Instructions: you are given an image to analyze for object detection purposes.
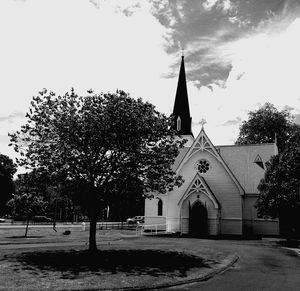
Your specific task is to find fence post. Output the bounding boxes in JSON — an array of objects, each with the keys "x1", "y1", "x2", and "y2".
[{"x1": 81, "y1": 222, "x2": 86, "y2": 231}]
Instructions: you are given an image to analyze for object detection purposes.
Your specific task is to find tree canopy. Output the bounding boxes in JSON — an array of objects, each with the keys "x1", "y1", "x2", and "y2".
[
  {"x1": 0, "y1": 154, "x2": 17, "y2": 216},
  {"x1": 235, "y1": 103, "x2": 295, "y2": 152},
  {"x1": 9, "y1": 88, "x2": 184, "y2": 250}
]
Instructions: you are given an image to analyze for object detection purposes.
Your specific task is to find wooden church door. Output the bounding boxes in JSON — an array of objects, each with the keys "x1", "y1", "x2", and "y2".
[{"x1": 189, "y1": 201, "x2": 208, "y2": 237}]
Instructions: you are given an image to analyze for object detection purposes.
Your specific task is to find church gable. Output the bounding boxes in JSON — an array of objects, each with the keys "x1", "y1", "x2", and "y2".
[
  {"x1": 189, "y1": 131, "x2": 219, "y2": 160},
  {"x1": 176, "y1": 128, "x2": 244, "y2": 195},
  {"x1": 178, "y1": 173, "x2": 220, "y2": 209}
]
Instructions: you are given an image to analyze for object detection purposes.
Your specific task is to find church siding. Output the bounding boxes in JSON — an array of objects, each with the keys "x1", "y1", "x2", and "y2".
[
  {"x1": 243, "y1": 195, "x2": 258, "y2": 220},
  {"x1": 144, "y1": 143, "x2": 277, "y2": 236},
  {"x1": 203, "y1": 155, "x2": 242, "y2": 234},
  {"x1": 144, "y1": 196, "x2": 167, "y2": 226},
  {"x1": 218, "y1": 144, "x2": 277, "y2": 193},
  {"x1": 253, "y1": 219, "x2": 279, "y2": 235},
  {"x1": 181, "y1": 151, "x2": 241, "y2": 209},
  {"x1": 175, "y1": 149, "x2": 243, "y2": 235},
  {"x1": 166, "y1": 188, "x2": 185, "y2": 232},
  {"x1": 220, "y1": 218, "x2": 243, "y2": 235},
  {"x1": 242, "y1": 194, "x2": 279, "y2": 235}
]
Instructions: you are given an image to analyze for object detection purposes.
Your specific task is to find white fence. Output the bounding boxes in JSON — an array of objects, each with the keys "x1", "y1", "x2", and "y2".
[{"x1": 136, "y1": 224, "x2": 168, "y2": 236}]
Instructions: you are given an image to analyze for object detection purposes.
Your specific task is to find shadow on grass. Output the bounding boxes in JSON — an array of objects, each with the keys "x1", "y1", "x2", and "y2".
[
  {"x1": 277, "y1": 239, "x2": 299, "y2": 248},
  {"x1": 7, "y1": 236, "x2": 43, "y2": 239},
  {"x1": 3, "y1": 249, "x2": 212, "y2": 279}
]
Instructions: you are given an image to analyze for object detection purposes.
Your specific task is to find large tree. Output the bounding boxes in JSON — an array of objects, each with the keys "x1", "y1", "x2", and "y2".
[
  {"x1": 0, "y1": 154, "x2": 17, "y2": 216},
  {"x1": 256, "y1": 125, "x2": 300, "y2": 236},
  {"x1": 236, "y1": 103, "x2": 295, "y2": 152},
  {"x1": 9, "y1": 89, "x2": 184, "y2": 250}
]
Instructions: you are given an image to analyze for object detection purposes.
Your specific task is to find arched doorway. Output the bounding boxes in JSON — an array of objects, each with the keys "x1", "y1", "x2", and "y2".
[{"x1": 189, "y1": 201, "x2": 208, "y2": 237}]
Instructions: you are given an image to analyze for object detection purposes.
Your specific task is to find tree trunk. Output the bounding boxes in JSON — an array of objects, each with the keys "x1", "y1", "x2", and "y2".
[
  {"x1": 53, "y1": 198, "x2": 57, "y2": 232},
  {"x1": 24, "y1": 218, "x2": 29, "y2": 237},
  {"x1": 89, "y1": 215, "x2": 97, "y2": 251},
  {"x1": 87, "y1": 184, "x2": 101, "y2": 252}
]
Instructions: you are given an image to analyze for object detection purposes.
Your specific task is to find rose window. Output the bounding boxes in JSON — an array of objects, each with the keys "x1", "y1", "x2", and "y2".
[{"x1": 197, "y1": 159, "x2": 210, "y2": 173}]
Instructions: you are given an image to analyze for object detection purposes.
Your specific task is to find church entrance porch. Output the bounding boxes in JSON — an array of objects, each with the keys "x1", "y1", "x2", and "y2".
[
  {"x1": 189, "y1": 201, "x2": 208, "y2": 237},
  {"x1": 179, "y1": 190, "x2": 220, "y2": 236}
]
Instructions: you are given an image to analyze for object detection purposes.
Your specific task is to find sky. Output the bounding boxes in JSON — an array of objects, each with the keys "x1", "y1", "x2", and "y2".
[{"x1": 1, "y1": 0, "x2": 300, "y2": 173}]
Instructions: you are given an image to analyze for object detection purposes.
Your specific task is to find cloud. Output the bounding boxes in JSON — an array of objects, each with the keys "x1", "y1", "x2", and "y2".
[
  {"x1": 203, "y1": 0, "x2": 218, "y2": 11},
  {"x1": 236, "y1": 72, "x2": 245, "y2": 80},
  {"x1": 149, "y1": 0, "x2": 300, "y2": 89},
  {"x1": 295, "y1": 114, "x2": 300, "y2": 124},
  {"x1": 203, "y1": 0, "x2": 237, "y2": 14},
  {"x1": 89, "y1": 0, "x2": 101, "y2": 9},
  {"x1": 283, "y1": 105, "x2": 295, "y2": 111},
  {"x1": 117, "y1": 2, "x2": 141, "y2": 16},
  {"x1": 1, "y1": 0, "x2": 300, "y2": 158},
  {"x1": 222, "y1": 117, "x2": 242, "y2": 126},
  {"x1": 0, "y1": 112, "x2": 25, "y2": 123}
]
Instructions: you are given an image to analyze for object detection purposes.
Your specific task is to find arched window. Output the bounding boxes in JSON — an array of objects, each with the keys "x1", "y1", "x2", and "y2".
[
  {"x1": 157, "y1": 199, "x2": 163, "y2": 216},
  {"x1": 177, "y1": 116, "x2": 181, "y2": 131}
]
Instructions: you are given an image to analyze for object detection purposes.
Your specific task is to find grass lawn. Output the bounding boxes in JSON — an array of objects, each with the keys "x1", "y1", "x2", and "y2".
[{"x1": 0, "y1": 227, "x2": 231, "y2": 290}]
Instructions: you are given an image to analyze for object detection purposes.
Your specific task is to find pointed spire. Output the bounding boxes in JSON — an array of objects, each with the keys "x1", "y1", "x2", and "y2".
[{"x1": 172, "y1": 55, "x2": 192, "y2": 136}]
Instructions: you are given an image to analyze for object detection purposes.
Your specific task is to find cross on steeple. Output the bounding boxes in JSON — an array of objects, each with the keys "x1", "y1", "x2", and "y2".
[{"x1": 199, "y1": 118, "x2": 207, "y2": 128}]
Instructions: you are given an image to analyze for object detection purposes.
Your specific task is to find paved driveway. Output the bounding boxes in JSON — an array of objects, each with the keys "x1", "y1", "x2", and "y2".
[{"x1": 163, "y1": 238, "x2": 300, "y2": 291}]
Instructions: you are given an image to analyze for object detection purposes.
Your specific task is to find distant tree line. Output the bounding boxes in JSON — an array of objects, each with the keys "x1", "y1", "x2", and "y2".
[{"x1": 0, "y1": 154, "x2": 17, "y2": 216}]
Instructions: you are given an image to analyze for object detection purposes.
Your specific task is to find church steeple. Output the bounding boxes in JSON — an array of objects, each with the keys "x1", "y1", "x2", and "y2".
[{"x1": 172, "y1": 55, "x2": 193, "y2": 136}]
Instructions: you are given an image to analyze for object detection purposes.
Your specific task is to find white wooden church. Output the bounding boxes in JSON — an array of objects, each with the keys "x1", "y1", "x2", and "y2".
[{"x1": 144, "y1": 56, "x2": 279, "y2": 237}]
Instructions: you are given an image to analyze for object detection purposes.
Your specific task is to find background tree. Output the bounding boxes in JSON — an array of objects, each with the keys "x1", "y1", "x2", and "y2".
[
  {"x1": 14, "y1": 169, "x2": 75, "y2": 223},
  {"x1": 0, "y1": 154, "x2": 17, "y2": 216},
  {"x1": 9, "y1": 89, "x2": 184, "y2": 251},
  {"x1": 15, "y1": 168, "x2": 50, "y2": 198},
  {"x1": 7, "y1": 193, "x2": 47, "y2": 237},
  {"x1": 236, "y1": 103, "x2": 295, "y2": 152},
  {"x1": 256, "y1": 125, "x2": 300, "y2": 237},
  {"x1": 105, "y1": 176, "x2": 145, "y2": 221}
]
